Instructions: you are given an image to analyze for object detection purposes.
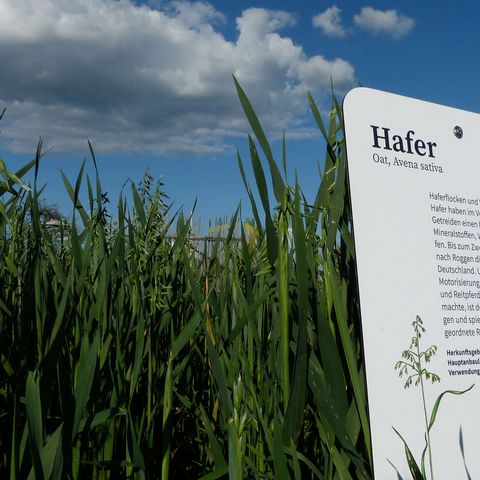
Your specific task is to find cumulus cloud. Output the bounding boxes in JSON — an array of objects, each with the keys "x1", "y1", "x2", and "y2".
[
  {"x1": 312, "y1": 6, "x2": 346, "y2": 38},
  {"x1": 0, "y1": 0, "x2": 355, "y2": 155},
  {"x1": 353, "y1": 7, "x2": 414, "y2": 39}
]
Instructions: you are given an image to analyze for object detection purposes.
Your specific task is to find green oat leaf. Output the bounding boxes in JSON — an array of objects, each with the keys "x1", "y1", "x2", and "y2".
[
  {"x1": 272, "y1": 416, "x2": 289, "y2": 479},
  {"x1": 236, "y1": 149, "x2": 263, "y2": 238},
  {"x1": 198, "y1": 465, "x2": 229, "y2": 480},
  {"x1": 72, "y1": 332, "x2": 100, "y2": 440},
  {"x1": 233, "y1": 75, "x2": 285, "y2": 203},
  {"x1": 324, "y1": 254, "x2": 372, "y2": 463},
  {"x1": 171, "y1": 311, "x2": 202, "y2": 360},
  {"x1": 26, "y1": 372, "x2": 44, "y2": 480},
  {"x1": 248, "y1": 135, "x2": 278, "y2": 265},
  {"x1": 60, "y1": 164, "x2": 89, "y2": 227},
  {"x1": 284, "y1": 183, "x2": 309, "y2": 443}
]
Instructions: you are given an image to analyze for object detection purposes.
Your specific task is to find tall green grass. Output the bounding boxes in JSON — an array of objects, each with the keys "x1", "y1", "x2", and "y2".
[{"x1": 0, "y1": 84, "x2": 372, "y2": 479}]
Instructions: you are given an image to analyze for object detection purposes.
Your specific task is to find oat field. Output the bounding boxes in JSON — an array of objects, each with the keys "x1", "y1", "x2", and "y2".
[{"x1": 0, "y1": 84, "x2": 372, "y2": 479}]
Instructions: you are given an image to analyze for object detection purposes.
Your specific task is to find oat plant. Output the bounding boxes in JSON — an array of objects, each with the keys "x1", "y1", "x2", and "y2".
[{"x1": 394, "y1": 315, "x2": 473, "y2": 480}]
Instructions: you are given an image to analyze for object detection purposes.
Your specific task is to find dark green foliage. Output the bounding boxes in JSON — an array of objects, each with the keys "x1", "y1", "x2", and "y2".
[{"x1": 0, "y1": 86, "x2": 372, "y2": 479}]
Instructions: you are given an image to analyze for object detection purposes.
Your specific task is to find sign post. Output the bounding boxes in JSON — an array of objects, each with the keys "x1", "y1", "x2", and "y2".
[{"x1": 343, "y1": 87, "x2": 480, "y2": 479}]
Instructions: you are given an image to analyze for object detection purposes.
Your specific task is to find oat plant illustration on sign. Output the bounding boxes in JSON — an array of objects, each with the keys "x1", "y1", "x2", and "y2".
[{"x1": 393, "y1": 315, "x2": 474, "y2": 480}]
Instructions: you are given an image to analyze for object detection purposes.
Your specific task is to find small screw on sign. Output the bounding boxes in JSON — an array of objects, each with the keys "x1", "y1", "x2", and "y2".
[{"x1": 454, "y1": 126, "x2": 463, "y2": 139}]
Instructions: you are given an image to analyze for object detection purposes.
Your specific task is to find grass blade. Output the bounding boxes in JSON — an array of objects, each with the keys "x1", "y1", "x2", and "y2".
[
  {"x1": 233, "y1": 76, "x2": 284, "y2": 202},
  {"x1": 26, "y1": 372, "x2": 44, "y2": 480}
]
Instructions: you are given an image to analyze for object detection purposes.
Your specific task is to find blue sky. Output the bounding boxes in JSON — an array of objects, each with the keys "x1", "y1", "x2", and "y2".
[{"x1": 0, "y1": 1, "x2": 478, "y2": 230}]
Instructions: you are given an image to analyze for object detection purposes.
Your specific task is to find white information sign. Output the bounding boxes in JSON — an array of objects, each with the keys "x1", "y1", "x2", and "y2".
[{"x1": 343, "y1": 88, "x2": 480, "y2": 479}]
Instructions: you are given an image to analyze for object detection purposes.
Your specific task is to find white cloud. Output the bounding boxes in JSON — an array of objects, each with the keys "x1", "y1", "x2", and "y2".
[
  {"x1": 0, "y1": 1, "x2": 356, "y2": 155},
  {"x1": 312, "y1": 6, "x2": 346, "y2": 38},
  {"x1": 166, "y1": 1, "x2": 226, "y2": 29},
  {"x1": 353, "y1": 7, "x2": 414, "y2": 39}
]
